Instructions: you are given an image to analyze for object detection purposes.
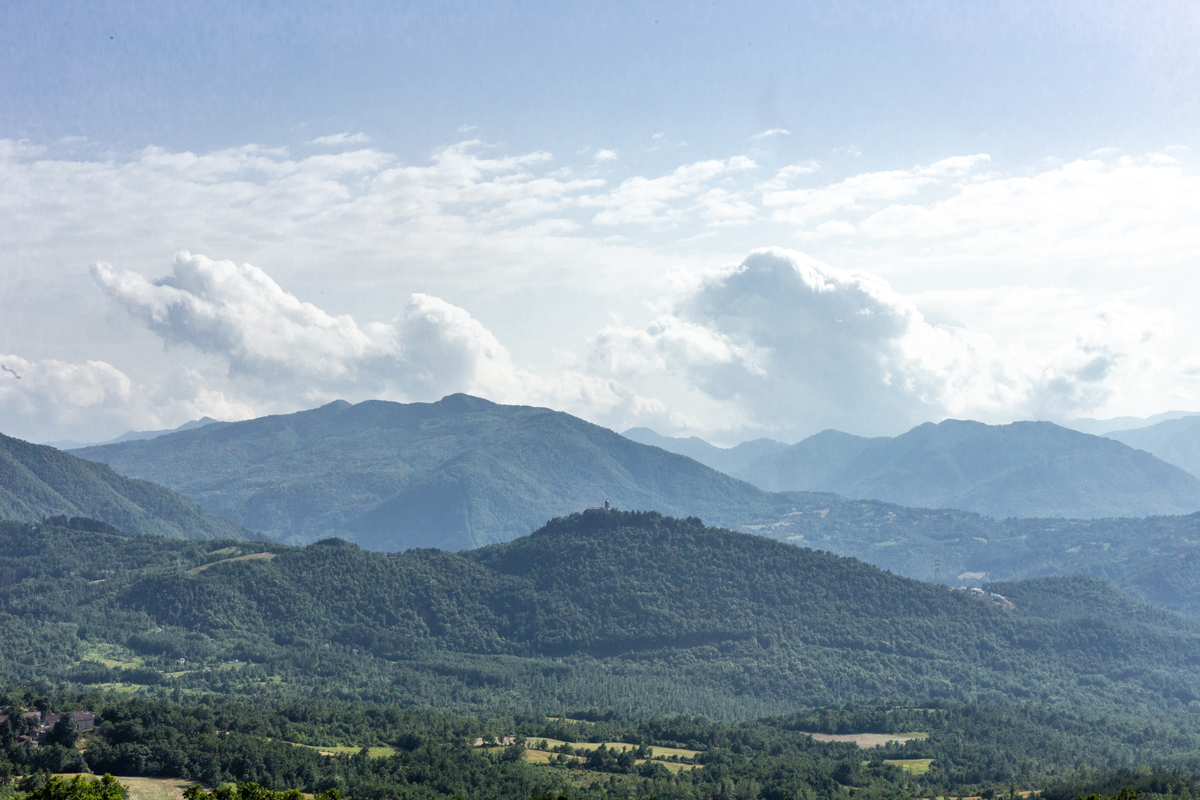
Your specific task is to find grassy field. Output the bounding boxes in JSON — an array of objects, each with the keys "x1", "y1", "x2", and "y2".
[
  {"x1": 56, "y1": 775, "x2": 196, "y2": 800},
  {"x1": 804, "y1": 732, "x2": 928, "y2": 748},
  {"x1": 188, "y1": 552, "x2": 276, "y2": 574},
  {"x1": 882, "y1": 758, "x2": 934, "y2": 775},
  {"x1": 79, "y1": 642, "x2": 146, "y2": 669},
  {"x1": 291, "y1": 743, "x2": 396, "y2": 758},
  {"x1": 525, "y1": 737, "x2": 699, "y2": 760},
  {"x1": 512, "y1": 748, "x2": 698, "y2": 773}
]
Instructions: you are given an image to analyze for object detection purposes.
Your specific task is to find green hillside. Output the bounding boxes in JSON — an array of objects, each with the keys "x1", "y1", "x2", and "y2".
[
  {"x1": 0, "y1": 432, "x2": 256, "y2": 540},
  {"x1": 739, "y1": 494, "x2": 1200, "y2": 619},
  {"x1": 70, "y1": 395, "x2": 785, "y2": 550},
  {"x1": 5, "y1": 511, "x2": 1200, "y2": 720},
  {"x1": 734, "y1": 419, "x2": 1200, "y2": 519}
]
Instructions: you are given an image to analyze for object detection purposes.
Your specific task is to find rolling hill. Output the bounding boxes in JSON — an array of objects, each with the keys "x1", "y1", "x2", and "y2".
[
  {"x1": 70, "y1": 395, "x2": 786, "y2": 550},
  {"x1": 1107, "y1": 416, "x2": 1200, "y2": 479},
  {"x1": 6, "y1": 510, "x2": 1200, "y2": 719},
  {"x1": 0, "y1": 431, "x2": 256, "y2": 540},
  {"x1": 732, "y1": 419, "x2": 1200, "y2": 519}
]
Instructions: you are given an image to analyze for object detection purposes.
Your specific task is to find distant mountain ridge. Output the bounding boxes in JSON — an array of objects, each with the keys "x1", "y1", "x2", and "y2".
[
  {"x1": 0, "y1": 431, "x2": 256, "y2": 540},
  {"x1": 43, "y1": 416, "x2": 224, "y2": 451},
  {"x1": 621, "y1": 427, "x2": 788, "y2": 474},
  {"x1": 729, "y1": 419, "x2": 1200, "y2": 519},
  {"x1": 1107, "y1": 416, "x2": 1200, "y2": 479},
  {"x1": 1065, "y1": 410, "x2": 1200, "y2": 436},
  {"x1": 71, "y1": 395, "x2": 785, "y2": 551}
]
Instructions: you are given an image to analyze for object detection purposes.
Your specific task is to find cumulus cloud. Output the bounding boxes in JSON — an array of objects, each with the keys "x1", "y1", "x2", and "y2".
[
  {"x1": 92, "y1": 252, "x2": 518, "y2": 401},
  {"x1": 4, "y1": 137, "x2": 1199, "y2": 441},
  {"x1": 589, "y1": 249, "x2": 1151, "y2": 438},
  {"x1": 0, "y1": 352, "x2": 253, "y2": 444},
  {"x1": 594, "y1": 149, "x2": 618, "y2": 161},
  {"x1": 309, "y1": 132, "x2": 371, "y2": 146},
  {"x1": 87, "y1": 251, "x2": 668, "y2": 433},
  {"x1": 752, "y1": 128, "x2": 791, "y2": 139}
]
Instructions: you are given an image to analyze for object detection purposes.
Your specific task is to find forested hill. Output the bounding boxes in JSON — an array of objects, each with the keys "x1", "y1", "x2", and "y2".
[
  {"x1": 6, "y1": 510, "x2": 1200, "y2": 719},
  {"x1": 733, "y1": 419, "x2": 1200, "y2": 519},
  {"x1": 69, "y1": 395, "x2": 785, "y2": 550},
  {"x1": 0, "y1": 432, "x2": 256, "y2": 540}
]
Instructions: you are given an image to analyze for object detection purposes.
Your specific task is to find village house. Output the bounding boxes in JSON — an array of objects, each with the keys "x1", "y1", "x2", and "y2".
[{"x1": 0, "y1": 710, "x2": 95, "y2": 745}]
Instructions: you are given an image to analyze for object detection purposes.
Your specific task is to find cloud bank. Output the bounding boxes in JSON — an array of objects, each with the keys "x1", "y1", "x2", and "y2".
[{"x1": 1, "y1": 138, "x2": 1197, "y2": 443}]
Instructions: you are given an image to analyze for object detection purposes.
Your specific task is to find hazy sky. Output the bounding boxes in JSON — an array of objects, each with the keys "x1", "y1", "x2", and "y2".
[{"x1": 3, "y1": 0, "x2": 1200, "y2": 444}]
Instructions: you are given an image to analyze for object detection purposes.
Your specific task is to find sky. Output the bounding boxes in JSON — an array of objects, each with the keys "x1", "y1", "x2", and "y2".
[{"x1": 3, "y1": 0, "x2": 1200, "y2": 445}]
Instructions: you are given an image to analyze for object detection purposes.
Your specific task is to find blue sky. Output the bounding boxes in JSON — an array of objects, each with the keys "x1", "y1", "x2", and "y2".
[
  {"x1": 8, "y1": 1, "x2": 1195, "y2": 163},
  {"x1": 3, "y1": 0, "x2": 1200, "y2": 444}
]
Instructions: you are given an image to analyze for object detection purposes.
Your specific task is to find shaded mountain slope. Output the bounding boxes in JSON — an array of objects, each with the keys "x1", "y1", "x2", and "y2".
[
  {"x1": 733, "y1": 429, "x2": 884, "y2": 491},
  {"x1": 7, "y1": 511, "x2": 1200, "y2": 717},
  {"x1": 72, "y1": 395, "x2": 784, "y2": 550},
  {"x1": 735, "y1": 419, "x2": 1200, "y2": 519},
  {"x1": 621, "y1": 427, "x2": 788, "y2": 474},
  {"x1": 0, "y1": 432, "x2": 255, "y2": 540},
  {"x1": 1108, "y1": 416, "x2": 1200, "y2": 479}
]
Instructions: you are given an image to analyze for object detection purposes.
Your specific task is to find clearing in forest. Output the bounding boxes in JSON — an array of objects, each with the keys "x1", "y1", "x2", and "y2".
[
  {"x1": 55, "y1": 776, "x2": 196, "y2": 800},
  {"x1": 188, "y1": 552, "x2": 277, "y2": 574},
  {"x1": 804, "y1": 732, "x2": 928, "y2": 748}
]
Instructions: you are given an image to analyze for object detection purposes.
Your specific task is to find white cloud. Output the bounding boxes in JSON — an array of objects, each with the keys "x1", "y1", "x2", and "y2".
[
  {"x1": 0, "y1": 352, "x2": 254, "y2": 445},
  {"x1": 589, "y1": 249, "x2": 1157, "y2": 438},
  {"x1": 309, "y1": 132, "x2": 371, "y2": 146},
  {"x1": 764, "y1": 155, "x2": 991, "y2": 224},
  {"x1": 84, "y1": 251, "x2": 667, "y2": 435},
  {"x1": 4, "y1": 137, "x2": 1200, "y2": 442},
  {"x1": 594, "y1": 149, "x2": 618, "y2": 161},
  {"x1": 582, "y1": 156, "x2": 756, "y2": 226},
  {"x1": 752, "y1": 128, "x2": 791, "y2": 140}
]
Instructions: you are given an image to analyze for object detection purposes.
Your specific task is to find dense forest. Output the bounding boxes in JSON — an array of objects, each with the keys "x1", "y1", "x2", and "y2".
[
  {"x1": 743, "y1": 496, "x2": 1200, "y2": 619},
  {"x1": 7, "y1": 510, "x2": 1200, "y2": 799},
  {"x1": 0, "y1": 434, "x2": 255, "y2": 541},
  {"x1": 3, "y1": 512, "x2": 1200, "y2": 721},
  {"x1": 5, "y1": 690, "x2": 1200, "y2": 800}
]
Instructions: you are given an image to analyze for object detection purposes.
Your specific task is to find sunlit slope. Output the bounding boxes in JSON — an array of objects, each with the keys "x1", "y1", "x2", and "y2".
[
  {"x1": 5, "y1": 511, "x2": 1200, "y2": 715},
  {"x1": 72, "y1": 395, "x2": 784, "y2": 550},
  {"x1": 0, "y1": 431, "x2": 255, "y2": 540},
  {"x1": 736, "y1": 420, "x2": 1200, "y2": 519}
]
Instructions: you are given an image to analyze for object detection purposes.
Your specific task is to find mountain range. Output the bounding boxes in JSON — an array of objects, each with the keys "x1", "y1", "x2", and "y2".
[
  {"x1": 0, "y1": 431, "x2": 255, "y2": 540},
  {"x1": 69, "y1": 395, "x2": 787, "y2": 550},
  {"x1": 634, "y1": 419, "x2": 1200, "y2": 519}
]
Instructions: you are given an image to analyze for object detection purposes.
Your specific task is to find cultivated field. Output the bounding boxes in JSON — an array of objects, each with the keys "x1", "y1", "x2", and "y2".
[
  {"x1": 526, "y1": 737, "x2": 699, "y2": 760},
  {"x1": 882, "y1": 758, "x2": 934, "y2": 775},
  {"x1": 292, "y1": 744, "x2": 396, "y2": 758},
  {"x1": 55, "y1": 775, "x2": 196, "y2": 800},
  {"x1": 804, "y1": 731, "x2": 928, "y2": 748}
]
